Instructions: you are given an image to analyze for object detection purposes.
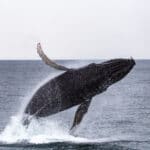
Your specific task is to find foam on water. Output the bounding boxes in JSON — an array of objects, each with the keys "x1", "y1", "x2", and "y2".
[
  {"x1": 0, "y1": 114, "x2": 130, "y2": 145},
  {"x1": 0, "y1": 114, "x2": 79, "y2": 144}
]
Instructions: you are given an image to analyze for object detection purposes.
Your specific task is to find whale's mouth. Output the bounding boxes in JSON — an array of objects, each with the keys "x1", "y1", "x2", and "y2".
[{"x1": 102, "y1": 58, "x2": 136, "y2": 84}]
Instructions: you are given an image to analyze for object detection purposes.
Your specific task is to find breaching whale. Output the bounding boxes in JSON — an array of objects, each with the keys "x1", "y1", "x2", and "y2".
[{"x1": 23, "y1": 43, "x2": 135, "y2": 130}]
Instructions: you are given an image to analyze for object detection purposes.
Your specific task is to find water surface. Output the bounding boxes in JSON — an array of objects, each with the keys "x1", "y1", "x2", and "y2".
[{"x1": 0, "y1": 60, "x2": 149, "y2": 150}]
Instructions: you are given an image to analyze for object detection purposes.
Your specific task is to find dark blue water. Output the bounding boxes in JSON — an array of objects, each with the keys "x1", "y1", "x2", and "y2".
[{"x1": 0, "y1": 60, "x2": 149, "y2": 150}]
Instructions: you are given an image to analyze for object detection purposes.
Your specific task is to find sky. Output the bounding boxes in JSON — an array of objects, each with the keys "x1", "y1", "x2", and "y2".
[{"x1": 0, "y1": 0, "x2": 149, "y2": 59}]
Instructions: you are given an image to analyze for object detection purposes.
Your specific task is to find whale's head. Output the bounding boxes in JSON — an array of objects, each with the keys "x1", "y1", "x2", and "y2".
[
  {"x1": 101, "y1": 58, "x2": 136, "y2": 85},
  {"x1": 79, "y1": 57, "x2": 135, "y2": 93}
]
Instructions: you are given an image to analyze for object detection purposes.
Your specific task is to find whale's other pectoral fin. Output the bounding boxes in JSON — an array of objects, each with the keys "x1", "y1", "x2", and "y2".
[
  {"x1": 37, "y1": 43, "x2": 69, "y2": 71},
  {"x1": 70, "y1": 99, "x2": 92, "y2": 132}
]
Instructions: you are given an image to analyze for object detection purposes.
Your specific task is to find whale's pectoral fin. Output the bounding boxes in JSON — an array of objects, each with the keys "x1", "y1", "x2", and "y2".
[
  {"x1": 37, "y1": 43, "x2": 69, "y2": 71},
  {"x1": 70, "y1": 99, "x2": 92, "y2": 131}
]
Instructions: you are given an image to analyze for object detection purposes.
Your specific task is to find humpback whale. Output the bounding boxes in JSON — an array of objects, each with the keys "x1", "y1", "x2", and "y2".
[{"x1": 23, "y1": 43, "x2": 135, "y2": 130}]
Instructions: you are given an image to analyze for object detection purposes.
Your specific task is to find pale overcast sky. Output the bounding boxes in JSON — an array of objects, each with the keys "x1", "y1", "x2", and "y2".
[{"x1": 0, "y1": 0, "x2": 149, "y2": 59}]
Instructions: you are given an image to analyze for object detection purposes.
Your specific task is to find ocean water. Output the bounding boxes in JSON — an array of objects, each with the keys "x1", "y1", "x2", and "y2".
[{"x1": 0, "y1": 60, "x2": 149, "y2": 150}]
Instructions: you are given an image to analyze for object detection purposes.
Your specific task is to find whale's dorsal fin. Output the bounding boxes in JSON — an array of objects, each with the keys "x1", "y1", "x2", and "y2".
[
  {"x1": 37, "y1": 43, "x2": 69, "y2": 71},
  {"x1": 70, "y1": 99, "x2": 92, "y2": 132}
]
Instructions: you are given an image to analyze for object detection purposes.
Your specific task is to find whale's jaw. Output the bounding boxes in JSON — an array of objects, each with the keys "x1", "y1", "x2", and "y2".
[{"x1": 100, "y1": 58, "x2": 135, "y2": 85}]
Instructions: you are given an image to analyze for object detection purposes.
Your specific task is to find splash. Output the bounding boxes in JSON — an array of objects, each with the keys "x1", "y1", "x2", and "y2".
[
  {"x1": 0, "y1": 113, "x2": 130, "y2": 145},
  {"x1": 0, "y1": 114, "x2": 88, "y2": 144}
]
